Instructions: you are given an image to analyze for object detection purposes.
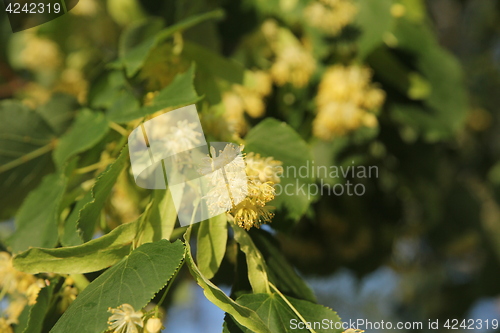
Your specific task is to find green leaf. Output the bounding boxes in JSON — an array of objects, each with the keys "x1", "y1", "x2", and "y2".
[
  {"x1": 88, "y1": 71, "x2": 127, "y2": 110},
  {"x1": 14, "y1": 220, "x2": 138, "y2": 274},
  {"x1": 251, "y1": 229, "x2": 316, "y2": 303},
  {"x1": 245, "y1": 118, "x2": 315, "y2": 221},
  {"x1": 0, "y1": 100, "x2": 55, "y2": 219},
  {"x1": 141, "y1": 189, "x2": 178, "y2": 243},
  {"x1": 7, "y1": 170, "x2": 68, "y2": 253},
  {"x1": 355, "y1": 0, "x2": 394, "y2": 59},
  {"x1": 233, "y1": 293, "x2": 343, "y2": 333},
  {"x1": 14, "y1": 305, "x2": 30, "y2": 333},
  {"x1": 231, "y1": 224, "x2": 270, "y2": 294},
  {"x1": 109, "y1": 64, "x2": 201, "y2": 123},
  {"x1": 197, "y1": 214, "x2": 228, "y2": 279},
  {"x1": 22, "y1": 281, "x2": 57, "y2": 333},
  {"x1": 63, "y1": 148, "x2": 129, "y2": 245},
  {"x1": 184, "y1": 229, "x2": 272, "y2": 333},
  {"x1": 105, "y1": 89, "x2": 141, "y2": 123},
  {"x1": 121, "y1": 9, "x2": 225, "y2": 77},
  {"x1": 49, "y1": 240, "x2": 185, "y2": 333},
  {"x1": 36, "y1": 93, "x2": 77, "y2": 135},
  {"x1": 119, "y1": 18, "x2": 165, "y2": 60},
  {"x1": 60, "y1": 191, "x2": 92, "y2": 247},
  {"x1": 138, "y1": 64, "x2": 201, "y2": 118},
  {"x1": 182, "y1": 41, "x2": 245, "y2": 84},
  {"x1": 53, "y1": 109, "x2": 109, "y2": 169}
]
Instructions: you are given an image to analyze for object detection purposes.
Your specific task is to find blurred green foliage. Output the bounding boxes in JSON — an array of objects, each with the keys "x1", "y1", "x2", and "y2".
[{"x1": 1, "y1": 0, "x2": 500, "y2": 332}]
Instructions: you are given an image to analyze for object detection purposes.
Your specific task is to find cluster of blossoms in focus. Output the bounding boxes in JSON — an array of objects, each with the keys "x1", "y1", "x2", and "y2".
[{"x1": 199, "y1": 144, "x2": 283, "y2": 230}]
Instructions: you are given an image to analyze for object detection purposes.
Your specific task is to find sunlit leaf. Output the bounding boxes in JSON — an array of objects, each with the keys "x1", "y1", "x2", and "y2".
[
  {"x1": 231, "y1": 224, "x2": 270, "y2": 294},
  {"x1": 50, "y1": 240, "x2": 185, "y2": 333},
  {"x1": 53, "y1": 109, "x2": 109, "y2": 169},
  {"x1": 7, "y1": 170, "x2": 68, "y2": 253},
  {"x1": 62, "y1": 148, "x2": 128, "y2": 245},
  {"x1": 184, "y1": 229, "x2": 272, "y2": 333},
  {"x1": 197, "y1": 214, "x2": 228, "y2": 279}
]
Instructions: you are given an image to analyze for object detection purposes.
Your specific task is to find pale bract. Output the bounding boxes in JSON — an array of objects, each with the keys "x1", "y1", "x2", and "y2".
[{"x1": 128, "y1": 104, "x2": 248, "y2": 226}]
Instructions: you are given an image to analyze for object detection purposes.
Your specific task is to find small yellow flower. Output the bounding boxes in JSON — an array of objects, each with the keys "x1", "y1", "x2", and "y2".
[
  {"x1": 54, "y1": 68, "x2": 89, "y2": 104},
  {"x1": 19, "y1": 82, "x2": 52, "y2": 109},
  {"x1": 71, "y1": 0, "x2": 98, "y2": 16},
  {"x1": 305, "y1": 0, "x2": 358, "y2": 35},
  {"x1": 26, "y1": 279, "x2": 46, "y2": 305},
  {"x1": 145, "y1": 317, "x2": 163, "y2": 333},
  {"x1": 0, "y1": 318, "x2": 13, "y2": 333},
  {"x1": 245, "y1": 153, "x2": 283, "y2": 184},
  {"x1": 59, "y1": 278, "x2": 79, "y2": 312},
  {"x1": 250, "y1": 71, "x2": 273, "y2": 97},
  {"x1": 231, "y1": 197, "x2": 275, "y2": 230},
  {"x1": 221, "y1": 70, "x2": 273, "y2": 135},
  {"x1": 5, "y1": 297, "x2": 27, "y2": 325},
  {"x1": 19, "y1": 34, "x2": 62, "y2": 71},
  {"x1": 199, "y1": 145, "x2": 248, "y2": 214},
  {"x1": 271, "y1": 45, "x2": 316, "y2": 88},
  {"x1": 230, "y1": 153, "x2": 282, "y2": 230},
  {"x1": 391, "y1": 3, "x2": 406, "y2": 18},
  {"x1": 313, "y1": 65, "x2": 385, "y2": 139},
  {"x1": 198, "y1": 146, "x2": 282, "y2": 230},
  {"x1": 234, "y1": 86, "x2": 266, "y2": 119},
  {"x1": 0, "y1": 252, "x2": 37, "y2": 295},
  {"x1": 107, "y1": 304, "x2": 144, "y2": 333},
  {"x1": 222, "y1": 91, "x2": 247, "y2": 136}
]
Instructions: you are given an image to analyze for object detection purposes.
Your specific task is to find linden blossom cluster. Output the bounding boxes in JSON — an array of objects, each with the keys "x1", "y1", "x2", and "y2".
[
  {"x1": 199, "y1": 144, "x2": 283, "y2": 230},
  {"x1": 313, "y1": 65, "x2": 386, "y2": 140},
  {"x1": 0, "y1": 252, "x2": 79, "y2": 332}
]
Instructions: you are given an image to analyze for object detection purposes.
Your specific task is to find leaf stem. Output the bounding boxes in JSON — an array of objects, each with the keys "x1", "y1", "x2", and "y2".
[
  {"x1": 0, "y1": 140, "x2": 55, "y2": 174},
  {"x1": 109, "y1": 122, "x2": 129, "y2": 136},
  {"x1": 74, "y1": 159, "x2": 115, "y2": 174},
  {"x1": 269, "y1": 282, "x2": 317, "y2": 333}
]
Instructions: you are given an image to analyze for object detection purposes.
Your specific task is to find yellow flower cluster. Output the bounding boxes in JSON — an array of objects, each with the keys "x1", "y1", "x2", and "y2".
[
  {"x1": 54, "y1": 68, "x2": 89, "y2": 104},
  {"x1": 262, "y1": 20, "x2": 316, "y2": 89},
  {"x1": 270, "y1": 45, "x2": 316, "y2": 88},
  {"x1": 19, "y1": 34, "x2": 62, "y2": 71},
  {"x1": 231, "y1": 152, "x2": 283, "y2": 230},
  {"x1": 0, "y1": 252, "x2": 46, "y2": 326},
  {"x1": 71, "y1": 0, "x2": 98, "y2": 16},
  {"x1": 304, "y1": 0, "x2": 358, "y2": 35},
  {"x1": 59, "y1": 277, "x2": 79, "y2": 312},
  {"x1": 313, "y1": 65, "x2": 385, "y2": 139},
  {"x1": 223, "y1": 70, "x2": 273, "y2": 136},
  {"x1": 0, "y1": 318, "x2": 13, "y2": 333}
]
